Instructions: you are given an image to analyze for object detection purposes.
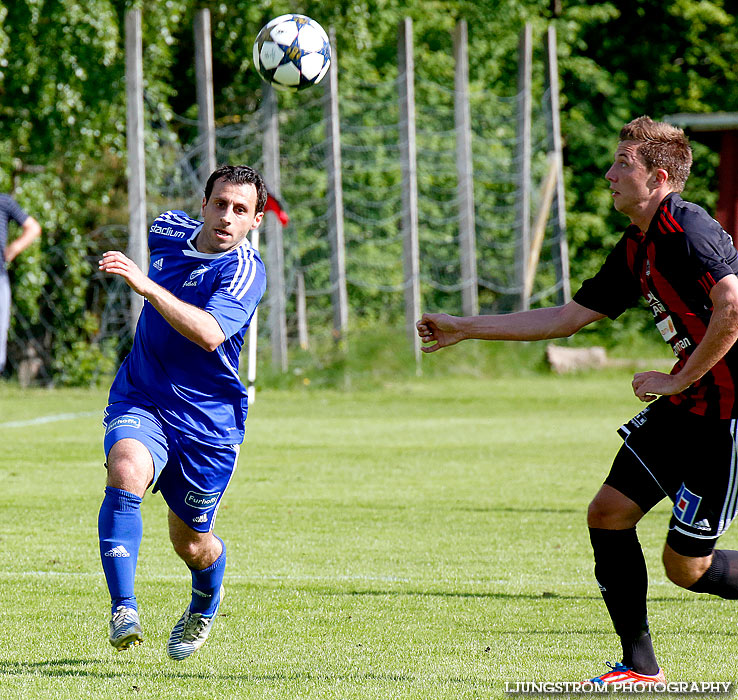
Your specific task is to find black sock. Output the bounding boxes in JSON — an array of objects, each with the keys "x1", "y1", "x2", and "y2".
[
  {"x1": 589, "y1": 527, "x2": 660, "y2": 675},
  {"x1": 688, "y1": 550, "x2": 738, "y2": 599}
]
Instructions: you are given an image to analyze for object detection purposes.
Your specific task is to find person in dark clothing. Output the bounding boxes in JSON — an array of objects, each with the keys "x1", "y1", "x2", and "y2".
[
  {"x1": 417, "y1": 116, "x2": 738, "y2": 685},
  {"x1": 0, "y1": 194, "x2": 42, "y2": 373}
]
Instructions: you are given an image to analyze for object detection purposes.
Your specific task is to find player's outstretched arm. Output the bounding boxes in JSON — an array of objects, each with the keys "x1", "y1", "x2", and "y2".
[
  {"x1": 417, "y1": 301, "x2": 605, "y2": 353},
  {"x1": 99, "y1": 250, "x2": 226, "y2": 352}
]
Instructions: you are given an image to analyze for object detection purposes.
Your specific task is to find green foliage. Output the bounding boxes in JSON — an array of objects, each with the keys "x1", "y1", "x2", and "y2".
[
  {"x1": 556, "y1": 0, "x2": 738, "y2": 288},
  {"x1": 254, "y1": 315, "x2": 676, "y2": 392},
  {"x1": 0, "y1": 0, "x2": 194, "y2": 384},
  {"x1": 51, "y1": 316, "x2": 119, "y2": 387},
  {"x1": 3, "y1": 0, "x2": 738, "y2": 383}
]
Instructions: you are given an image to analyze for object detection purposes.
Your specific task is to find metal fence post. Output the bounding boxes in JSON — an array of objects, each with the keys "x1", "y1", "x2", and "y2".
[
  {"x1": 454, "y1": 19, "x2": 478, "y2": 317},
  {"x1": 324, "y1": 29, "x2": 349, "y2": 342},
  {"x1": 194, "y1": 9, "x2": 216, "y2": 184},
  {"x1": 261, "y1": 84, "x2": 288, "y2": 372},
  {"x1": 544, "y1": 25, "x2": 571, "y2": 304},
  {"x1": 125, "y1": 9, "x2": 147, "y2": 330},
  {"x1": 398, "y1": 18, "x2": 421, "y2": 367},
  {"x1": 515, "y1": 23, "x2": 532, "y2": 311}
]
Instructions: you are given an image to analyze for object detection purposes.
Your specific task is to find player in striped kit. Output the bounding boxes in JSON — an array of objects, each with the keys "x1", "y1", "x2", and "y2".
[
  {"x1": 417, "y1": 117, "x2": 738, "y2": 684},
  {"x1": 98, "y1": 165, "x2": 267, "y2": 659}
]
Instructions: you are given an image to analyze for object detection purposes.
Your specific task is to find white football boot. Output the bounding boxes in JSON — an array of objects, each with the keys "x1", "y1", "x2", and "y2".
[
  {"x1": 166, "y1": 586, "x2": 224, "y2": 660},
  {"x1": 109, "y1": 605, "x2": 144, "y2": 651}
]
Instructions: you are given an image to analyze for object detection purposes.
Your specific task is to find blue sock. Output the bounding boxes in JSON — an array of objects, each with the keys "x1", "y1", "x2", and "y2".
[
  {"x1": 98, "y1": 486, "x2": 143, "y2": 614},
  {"x1": 190, "y1": 536, "x2": 226, "y2": 616}
]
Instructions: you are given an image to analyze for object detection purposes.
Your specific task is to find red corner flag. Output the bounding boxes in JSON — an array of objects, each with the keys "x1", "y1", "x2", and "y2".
[{"x1": 265, "y1": 192, "x2": 289, "y2": 226}]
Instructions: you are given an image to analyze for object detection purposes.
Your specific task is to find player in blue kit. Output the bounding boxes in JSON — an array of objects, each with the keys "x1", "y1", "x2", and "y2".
[{"x1": 97, "y1": 165, "x2": 267, "y2": 659}]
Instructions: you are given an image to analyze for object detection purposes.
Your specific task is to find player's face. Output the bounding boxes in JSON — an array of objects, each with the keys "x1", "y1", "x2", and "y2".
[
  {"x1": 605, "y1": 141, "x2": 655, "y2": 222},
  {"x1": 198, "y1": 178, "x2": 263, "y2": 254}
]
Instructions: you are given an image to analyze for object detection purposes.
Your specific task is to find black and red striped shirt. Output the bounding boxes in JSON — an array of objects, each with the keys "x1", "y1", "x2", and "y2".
[{"x1": 574, "y1": 193, "x2": 738, "y2": 419}]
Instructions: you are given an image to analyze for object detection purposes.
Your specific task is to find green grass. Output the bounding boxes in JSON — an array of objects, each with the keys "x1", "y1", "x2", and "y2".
[{"x1": 1, "y1": 373, "x2": 737, "y2": 699}]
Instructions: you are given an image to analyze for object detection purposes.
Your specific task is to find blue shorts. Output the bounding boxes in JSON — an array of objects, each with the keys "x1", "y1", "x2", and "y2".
[{"x1": 103, "y1": 402, "x2": 240, "y2": 533}]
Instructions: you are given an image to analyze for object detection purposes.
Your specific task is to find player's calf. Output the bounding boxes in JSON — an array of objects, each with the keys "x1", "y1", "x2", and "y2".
[
  {"x1": 687, "y1": 549, "x2": 738, "y2": 599},
  {"x1": 662, "y1": 544, "x2": 711, "y2": 588}
]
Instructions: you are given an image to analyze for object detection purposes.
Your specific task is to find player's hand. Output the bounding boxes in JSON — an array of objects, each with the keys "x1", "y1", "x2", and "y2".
[
  {"x1": 99, "y1": 251, "x2": 152, "y2": 297},
  {"x1": 416, "y1": 313, "x2": 465, "y2": 353},
  {"x1": 631, "y1": 370, "x2": 684, "y2": 402}
]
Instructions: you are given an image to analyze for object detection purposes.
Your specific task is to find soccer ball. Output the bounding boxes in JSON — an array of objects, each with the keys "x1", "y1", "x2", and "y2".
[{"x1": 252, "y1": 14, "x2": 331, "y2": 92}]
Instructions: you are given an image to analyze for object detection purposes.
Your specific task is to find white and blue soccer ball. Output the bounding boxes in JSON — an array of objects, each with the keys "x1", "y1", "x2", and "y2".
[{"x1": 253, "y1": 14, "x2": 331, "y2": 92}]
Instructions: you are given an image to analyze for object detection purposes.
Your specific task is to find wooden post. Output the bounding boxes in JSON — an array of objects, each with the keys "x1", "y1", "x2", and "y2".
[
  {"x1": 261, "y1": 84, "x2": 288, "y2": 372},
  {"x1": 524, "y1": 153, "x2": 559, "y2": 300},
  {"x1": 454, "y1": 20, "x2": 478, "y2": 316},
  {"x1": 194, "y1": 9, "x2": 216, "y2": 184},
  {"x1": 544, "y1": 25, "x2": 571, "y2": 304},
  {"x1": 515, "y1": 23, "x2": 532, "y2": 311},
  {"x1": 125, "y1": 9, "x2": 147, "y2": 330},
  {"x1": 324, "y1": 29, "x2": 349, "y2": 342},
  {"x1": 398, "y1": 18, "x2": 421, "y2": 367}
]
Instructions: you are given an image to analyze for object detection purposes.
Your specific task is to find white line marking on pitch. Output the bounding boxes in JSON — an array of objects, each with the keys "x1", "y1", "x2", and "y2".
[{"x1": 0, "y1": 411, "x2": 99, "y2": 428}]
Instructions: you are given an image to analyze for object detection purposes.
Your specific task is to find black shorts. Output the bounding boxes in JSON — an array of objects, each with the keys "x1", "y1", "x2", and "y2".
[{"x1": 604, "y1": 399, "x2": 738, "y2": 557}]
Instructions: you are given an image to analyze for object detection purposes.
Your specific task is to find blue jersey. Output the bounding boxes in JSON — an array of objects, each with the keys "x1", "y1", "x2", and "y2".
[{"x1": 108, "y1": 210, "x2": 267, "y2": 445}]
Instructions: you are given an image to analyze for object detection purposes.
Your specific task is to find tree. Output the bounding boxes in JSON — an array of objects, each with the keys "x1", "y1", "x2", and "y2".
[{"x1": 3, "y1": 0, "x2": 738, "y2": 380}]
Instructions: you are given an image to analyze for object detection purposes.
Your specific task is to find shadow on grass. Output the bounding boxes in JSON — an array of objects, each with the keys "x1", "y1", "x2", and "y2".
[
  {"x1": 306, "y1": 585, "x2": 620, "y2": 602},
  {"x1": 330, "y1": 589, "x2": 602, "y2": 601},
  {"x1": 458, "y1": 506, "x2": 582, "y2": 515},
  {"x1": 0, "y1": 660, "x2": 496, "y2": 688},
  {"x1": 0, "y1": 659, "x2": 133, "y2": 680},
  {"x1": 310, "y1": 586, "x2": 723, "y2": 607},
  {"x1": 304, "y1": 502, "x2": 583, "y2": 516}
]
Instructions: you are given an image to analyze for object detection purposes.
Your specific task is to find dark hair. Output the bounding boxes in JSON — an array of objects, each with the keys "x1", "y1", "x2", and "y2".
[
  {"x1": 203, "y1": 165, "x2": 268, "y2": 213},
  {"x1": 619, "y1": 116, "x2": 692, "y2": 192}
]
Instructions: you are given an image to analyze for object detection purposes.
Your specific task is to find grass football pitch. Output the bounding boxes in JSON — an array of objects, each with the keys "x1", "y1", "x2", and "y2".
[{"x1": 1, "y1": 373, "x2": 737, "y2": 699}]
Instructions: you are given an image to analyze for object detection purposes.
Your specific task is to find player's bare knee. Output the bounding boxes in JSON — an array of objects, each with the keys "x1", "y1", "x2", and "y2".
[
  {"x1": 587, "y1": 486, "x2": 643, "y2": 529},
  {"x1": 106, "y1": 459, "x2": 148, "y2": 495},
  {"x1": 170, "y1": 535, "x2": 201, "y2": 564},
  {"x1": 587, "y1": 498, "x2": 608, "y2": 528},
  {"x1": 105, "y1": 439, "x2": 153, "y2": 495},
  {"x1": 587, "y1": 498, "x2": 626, "y2": 529},
  {"x1": 169, "y1": 527, "x2": 218, "y2": 569}
]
